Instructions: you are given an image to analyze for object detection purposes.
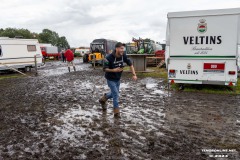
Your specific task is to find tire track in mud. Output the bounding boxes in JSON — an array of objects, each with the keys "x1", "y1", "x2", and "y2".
[{"x1": 0, "y1": 61, "x2": 239, "y2": 159}]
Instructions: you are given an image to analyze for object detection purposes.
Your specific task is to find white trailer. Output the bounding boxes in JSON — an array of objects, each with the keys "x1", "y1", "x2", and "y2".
[
  {"x1": 238, "y1": 46, "x2": 240, "y2": 71},
  {"x1": 45, "y1": 46, "x2": 58, "y2": 54},
  {"x1": 0, "y1": 38, "x2": 42, "y2": 71},
  {"x1": 75, "y1": 48, "x2": 90, "y2": 56},
  {"x1": 166, "y1": 8, "x2": 240, "y2": 86},
  {"x1": 39, "y1": 43, "x2": 59, "y2": 59}
]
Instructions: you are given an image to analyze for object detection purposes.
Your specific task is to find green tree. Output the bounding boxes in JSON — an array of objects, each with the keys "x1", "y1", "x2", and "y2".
[
  {"x1": 0, "y1": 28, "x2": 34, "y2": 38},
  {"x1": 0, "y1": 28, "x2": 4, "y2": 35},
  {"x1": 38, "y1": 29, "x2": 70, "y2": 48},
  {"x1": 57, "y1": 36, "x2": 70, "y2": 49},
  {"x1": 38, "y1": 29, "x2": 59, "y2": 45},
  {"x1": 0, "y1": 28, "x2": 70, "y2": 48}
]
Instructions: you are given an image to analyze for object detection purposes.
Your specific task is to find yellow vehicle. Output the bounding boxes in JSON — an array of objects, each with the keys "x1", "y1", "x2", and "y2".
[
  {"x1": 89, "y1": 39, "x2": 117, "y2": 66},
  {"x1": 88, "y1": 47, "x2": 104, "y2": 66}
]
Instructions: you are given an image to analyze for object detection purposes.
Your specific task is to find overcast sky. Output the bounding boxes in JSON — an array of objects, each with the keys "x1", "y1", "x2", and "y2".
[{"x1": 0, "y1": 0, "x2": 239, "y2": 47}]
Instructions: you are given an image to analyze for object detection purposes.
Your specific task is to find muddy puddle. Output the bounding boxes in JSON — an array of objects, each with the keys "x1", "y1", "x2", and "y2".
[
  {"x1": 38, "y1": 59, "x2": 90, "y2": 77},
  {"x1": 0, "y1": 60, "x2": 239, "y2": 159}
]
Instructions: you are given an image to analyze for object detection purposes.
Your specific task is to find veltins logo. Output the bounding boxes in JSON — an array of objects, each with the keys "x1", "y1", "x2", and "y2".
[
  {"x1": 187, "y1": 63, "x2": 191, "y2": 69},
  {"x1": 197, "y1": 19, "x2": 207, "y2": 33}
]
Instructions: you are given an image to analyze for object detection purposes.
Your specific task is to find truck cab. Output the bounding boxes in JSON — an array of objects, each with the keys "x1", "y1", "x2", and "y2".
[
  {"x1": 89, "y1": 39, "x2": 117, "y2": 66},
  {"x1": 89, "y1": 42, "x2": 105, "y2": 66}
]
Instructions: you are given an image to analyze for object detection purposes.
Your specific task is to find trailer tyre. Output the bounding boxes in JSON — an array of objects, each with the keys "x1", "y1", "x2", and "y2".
[
  {"x1": 179, "y1": 84, "x2": 185, "y2": 91},
  {"x1": 83, "y1": 55, "x2": 86, "y2": 62},
  {"x1": 93, "y1": 63, "x2": 99, "y2": 67},
  {"x1": 25, "y1": 67, "x2": 30, "y2": 72},
  {"x1": 83, "y1": 54, "x2": 88, "y2": 63}
]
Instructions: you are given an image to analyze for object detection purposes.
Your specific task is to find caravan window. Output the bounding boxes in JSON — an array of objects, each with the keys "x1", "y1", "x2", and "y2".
[
  {"x1": 0, "y1": 45, "x2": 2, "y2": 56},
  {"x1": 27, "y1": 45, "x2": 37, "y2": 52}
]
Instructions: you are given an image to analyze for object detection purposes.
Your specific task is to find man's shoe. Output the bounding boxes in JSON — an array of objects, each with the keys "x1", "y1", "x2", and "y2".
[
  {"x1": 114, "y1": 108, "x2": 120, "y2": 118},
  {"x1": 73, "y1": 66, "x2": 76, "y2": 72},
  {"x1": 99, "y1": 94, "x2": 108, "y2": 111},
  {"x1": 68, "y1": 67, "x2": 70, "y2": 72}
]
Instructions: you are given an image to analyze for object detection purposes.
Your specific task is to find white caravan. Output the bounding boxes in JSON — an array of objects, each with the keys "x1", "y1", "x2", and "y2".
[
  {"x1": 238, "y1": 46, "x2": 240, "y2": 71},
  {"x1": 166, "y1": 8, "x2": 240, "y2": 86},
  {"x1": 0, "y1": 38, "x2": 42, "y2": 71},
  {"x1": 75, "y1": 48, "x2": 90, "y2": 56}
]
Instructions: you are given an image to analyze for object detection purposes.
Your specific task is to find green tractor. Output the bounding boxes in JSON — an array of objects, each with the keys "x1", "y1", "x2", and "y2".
[
  {"x1": 125, "y1": 37, "x2": 166, "y2": 67},
  {"x1": 125, "y1": 37, "x2": 159, "y2": 54}
]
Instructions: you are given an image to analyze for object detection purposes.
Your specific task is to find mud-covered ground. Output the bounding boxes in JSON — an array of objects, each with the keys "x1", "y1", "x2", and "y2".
[{"x1": 0, "y1": 59, "x2": 240, "y2": 160}]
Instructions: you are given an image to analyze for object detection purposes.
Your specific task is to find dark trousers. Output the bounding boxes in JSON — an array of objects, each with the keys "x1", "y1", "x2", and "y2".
[{"x1": 62, "y1": 56, "x2": 66, "y2": 62}]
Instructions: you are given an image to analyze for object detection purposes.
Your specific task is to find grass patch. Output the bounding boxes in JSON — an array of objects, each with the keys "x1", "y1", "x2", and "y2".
[
  {"x1": 123, "y1": 67, "x2": 167, "y2": 79},
  {"x1": 0, "y1": 74, "x2": 23, "y2": 80},
  {"x1": 171, "y1": 79, "x2": 240, "y2": 94},
  {"x1": 137, "y1": 67, "x2": 167, "y2": 79}
]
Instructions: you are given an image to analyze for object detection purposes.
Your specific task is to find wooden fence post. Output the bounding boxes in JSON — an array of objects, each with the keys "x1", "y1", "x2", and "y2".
[{"x1": 34, "y1": 55, "x2": 38, "y2": 75}]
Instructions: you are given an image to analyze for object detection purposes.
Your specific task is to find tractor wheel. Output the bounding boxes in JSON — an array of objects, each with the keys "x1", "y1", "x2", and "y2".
[
  {"x1": 83, "y1": 55, "x2": 86, "y2": 63},
  {"x1": 83, "y1": 54, "x2": 89, "y2": 63}
]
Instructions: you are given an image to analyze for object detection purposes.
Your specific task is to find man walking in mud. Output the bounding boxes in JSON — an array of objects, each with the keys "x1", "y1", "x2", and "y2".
[
  {"x1": 99, "y1": 42, "x2": 137, "y2": 118},
  {"x1": 64, "y1": 47, "x2": 76, "y2": 72}
]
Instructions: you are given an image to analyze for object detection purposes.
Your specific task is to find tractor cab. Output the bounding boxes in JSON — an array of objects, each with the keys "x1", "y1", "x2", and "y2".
[
  {"x1": 130, "y1": 38, "x2": 155, "y2": 54},
  {"x1": 138, "y1": 39, "x2": 155, "y2": 54},
  {"x1": 125, "y1": 43, "x2": 138, "y2": 54},
  {"x1": 88, "y1": 39, "x2": 117, "y2": 66},
  {"x1": 89, "y1": 42, "x2": 105, "y2": 66}
]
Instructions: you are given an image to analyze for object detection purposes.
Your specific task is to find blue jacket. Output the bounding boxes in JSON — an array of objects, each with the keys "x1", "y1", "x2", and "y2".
[{"x1": 103, "y1": 51, "x2": 132, "y2": 81}]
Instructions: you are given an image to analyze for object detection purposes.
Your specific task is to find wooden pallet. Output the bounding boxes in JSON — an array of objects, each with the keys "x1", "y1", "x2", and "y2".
[
  {"x1": 157, "y1": 60, "x2": 165, "y2": 68},
  {"x1": 146, "y1": 57, "x2": 165, "y2": 67}
]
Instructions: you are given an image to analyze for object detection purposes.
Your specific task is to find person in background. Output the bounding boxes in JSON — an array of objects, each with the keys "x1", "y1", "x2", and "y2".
[
  {"x1": 64, "y1": 47, "x2": 76, "y2": 72},
  {"x1": 99, "y1": 42, "x2": 137, "y2": 118},
  {"x1": 61, "y1": 49, "x2": 66, "y2": 63}
]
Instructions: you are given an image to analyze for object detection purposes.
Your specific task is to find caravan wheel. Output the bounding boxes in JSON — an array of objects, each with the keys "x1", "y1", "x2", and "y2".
[
  {"x1": 179, "y1": 84, "x2": 185, "y2": 90},
  {"x1": 25, "y1": 67, "x2": 31, "y2": 72}
]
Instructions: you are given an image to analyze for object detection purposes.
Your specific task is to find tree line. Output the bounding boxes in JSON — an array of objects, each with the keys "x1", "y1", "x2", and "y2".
[{"x1": 0, "y1": 28, "x2": 70, "y2": 49}]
